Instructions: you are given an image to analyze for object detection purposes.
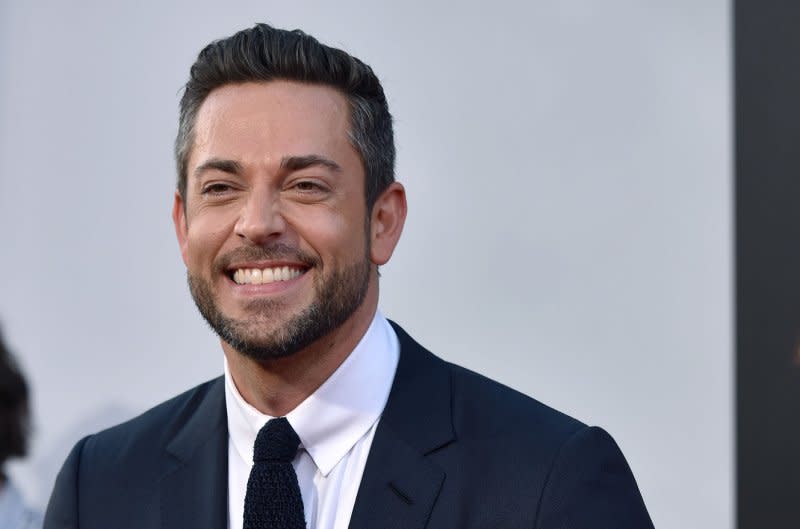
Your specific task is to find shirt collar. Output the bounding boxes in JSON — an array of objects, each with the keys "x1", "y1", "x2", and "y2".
[{"x1": 224, "y1": 311, "x2": 399, "y2": 477}]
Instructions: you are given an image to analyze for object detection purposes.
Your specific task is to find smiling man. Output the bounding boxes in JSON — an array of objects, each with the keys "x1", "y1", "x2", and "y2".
[
  {"x1": 177, "y1": 80, "x2": 400, "y2": 425},
  {"x1": 44, "y1": 24, "x2": 654, "y2": 529}
]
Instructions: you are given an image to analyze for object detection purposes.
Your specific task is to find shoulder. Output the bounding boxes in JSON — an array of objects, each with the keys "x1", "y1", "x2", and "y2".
[
  {"x1": 444, "y1": 359, "x2": 585, "y2": 441},
  {"x1": 45, "y1": 378, "x2": 226, "y2": 527},
  {"x1": 390, "y1": 320, "x2": 584, "y2": 443},
  {"x1": 390, "y1": 324, "x2": 654, "y2": 527},
  {"x1": 77, "y1": 376, "x2": 224, "y2": 467}
]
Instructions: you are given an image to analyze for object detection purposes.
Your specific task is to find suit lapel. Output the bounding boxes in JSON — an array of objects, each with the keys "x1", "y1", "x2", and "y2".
[
  {"x1": 150, "y1": 324, "x2": 452, "y2": 529},
  {"x1": 349, "y1": 322, "x2": 454, "y2": 529},
  {"x1": 159, "y1": 378, "x2": 228, "y2": 529}
]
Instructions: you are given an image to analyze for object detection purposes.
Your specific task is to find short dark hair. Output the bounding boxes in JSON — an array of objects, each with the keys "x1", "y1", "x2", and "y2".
[
  {"x1": 0, "y1": 330, "x2": 29, "y2": 468},
  {"x1": 176, "y1": 23, "x2": 395, "y2": 210}
]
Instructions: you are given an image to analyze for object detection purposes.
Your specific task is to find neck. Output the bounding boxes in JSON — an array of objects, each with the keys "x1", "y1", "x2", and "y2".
[{"x1": 224, "y1": 284, "x2": 379, "y2": 417}]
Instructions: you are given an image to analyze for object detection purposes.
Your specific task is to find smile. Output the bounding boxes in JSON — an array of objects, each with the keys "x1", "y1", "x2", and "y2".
[{"x1": 232, "y1": 266, "x2": 305, "y2": 285}]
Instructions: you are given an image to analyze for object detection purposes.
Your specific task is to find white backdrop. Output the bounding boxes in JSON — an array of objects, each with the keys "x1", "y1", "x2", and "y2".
[{"x1": 0, "y1": 1, "x2": 731, "y2": 527}]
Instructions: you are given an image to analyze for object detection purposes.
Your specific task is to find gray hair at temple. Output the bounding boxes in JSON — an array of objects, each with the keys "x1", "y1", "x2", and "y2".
[{"x1": 175, "y1": 23, "x2": 395, "y2": 210}]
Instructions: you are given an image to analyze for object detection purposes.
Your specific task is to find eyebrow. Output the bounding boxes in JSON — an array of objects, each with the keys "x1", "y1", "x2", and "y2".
[
  {"x1": 193, "y1": 158, "x2": 243, "y2": 178},
  {"x1": 193, "y1": 154, "x2": 341, "y2": 178},
  {"x1": 280, "y1": 154, "x2": 342, "y2": 173}
]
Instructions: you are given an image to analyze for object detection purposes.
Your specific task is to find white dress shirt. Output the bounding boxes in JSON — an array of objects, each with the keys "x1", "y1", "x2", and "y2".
[{"x1": 225, "y1": 312, "x2": 400, "y2": 529}]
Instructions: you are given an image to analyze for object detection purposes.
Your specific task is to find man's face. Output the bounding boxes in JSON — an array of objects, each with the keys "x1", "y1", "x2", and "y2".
[{"x1": 173, "y1": 81, "x2": 375, "y2": 361}]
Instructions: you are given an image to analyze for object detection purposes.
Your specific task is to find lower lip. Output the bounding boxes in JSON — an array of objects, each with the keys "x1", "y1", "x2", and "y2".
[{"x1": 227, "y1": 271, "x2": 309, "y2": 296}]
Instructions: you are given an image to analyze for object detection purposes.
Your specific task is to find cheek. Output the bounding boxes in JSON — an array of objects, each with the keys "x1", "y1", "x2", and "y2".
[
  {"x1": 185, "y1": 212, "x2": 235, "y2": 266},
  {"x1": 286, "y1": 205, "x2": 367, "y2": 263}
]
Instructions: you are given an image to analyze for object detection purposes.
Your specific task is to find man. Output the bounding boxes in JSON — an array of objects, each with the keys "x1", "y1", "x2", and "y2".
[
  {"x1": 0, "y1": 330, "x2": 43, "y2": 529},
  {"x1": 44, "y1": 23, "x2": 654, "y2": 529}
]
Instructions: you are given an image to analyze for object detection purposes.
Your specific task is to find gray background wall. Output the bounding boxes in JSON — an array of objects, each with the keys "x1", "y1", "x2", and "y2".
[{"x1": 0, "y1": 1, "x2": 731, "y2": 528}]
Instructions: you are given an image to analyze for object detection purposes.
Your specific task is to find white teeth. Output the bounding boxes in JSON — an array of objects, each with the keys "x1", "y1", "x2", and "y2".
[{"x1": 232, "y1": 266, "x2": 304, "y2": 285}]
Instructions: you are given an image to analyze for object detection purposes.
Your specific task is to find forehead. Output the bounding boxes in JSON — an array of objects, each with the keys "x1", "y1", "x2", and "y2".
[{"x1": 189, "y1": 81, "x2": 355, "y2": 169}]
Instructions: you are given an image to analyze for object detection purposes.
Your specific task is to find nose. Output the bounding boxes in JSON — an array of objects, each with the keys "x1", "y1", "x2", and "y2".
[{"x1": 234, "y1": 186, "x2": 287, "y2": 245}]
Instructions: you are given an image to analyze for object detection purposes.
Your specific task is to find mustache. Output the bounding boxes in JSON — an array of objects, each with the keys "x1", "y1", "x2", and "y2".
[{"x1": 214, "y1": 244, "x2": 319, "y2": 273}]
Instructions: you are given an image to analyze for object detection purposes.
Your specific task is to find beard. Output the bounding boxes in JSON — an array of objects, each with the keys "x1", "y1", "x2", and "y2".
[{"x1": 187, "y1": 243, "x2": 371, "y2": 362}]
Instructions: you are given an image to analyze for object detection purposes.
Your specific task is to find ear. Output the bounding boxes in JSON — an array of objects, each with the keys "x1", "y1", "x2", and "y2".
[
  {"x1": 369, "y1": 182, "x2": 407, "y2": 265},
  {"x1": 172, "y1": 191, "x2": 190, "y2": 267}
]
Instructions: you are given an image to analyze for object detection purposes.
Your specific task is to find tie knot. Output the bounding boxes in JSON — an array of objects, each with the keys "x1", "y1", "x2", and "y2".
[{"x1": 253, "y1": 417, "x2": 300, "y2": 463}]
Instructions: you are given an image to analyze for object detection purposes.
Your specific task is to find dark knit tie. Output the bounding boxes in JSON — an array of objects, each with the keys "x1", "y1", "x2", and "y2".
[{"x1": 243, "y1": 417, "x2": 306, "y2": 529}]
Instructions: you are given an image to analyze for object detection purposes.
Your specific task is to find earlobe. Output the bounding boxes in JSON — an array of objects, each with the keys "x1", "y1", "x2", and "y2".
[
  {"x1": 172, "y1": 191, "x2": 190, "y2": 266},
  {"x1": 370, "y1": 182, "x2": 407, "y2": 265}
]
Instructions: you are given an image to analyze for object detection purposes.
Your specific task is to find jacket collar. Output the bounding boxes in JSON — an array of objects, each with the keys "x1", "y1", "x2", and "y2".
[
  {"x1": 160, "y1": 377, "x2": 228, "y2": 529},
  {"x1": 154, "y1": 321, "x2": 455, "y2": 529},
  {"x1": 348, "y1": 321, "x2": 454, "y2": 529}
]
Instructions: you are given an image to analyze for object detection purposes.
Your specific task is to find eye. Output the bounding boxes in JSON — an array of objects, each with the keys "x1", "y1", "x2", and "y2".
[
  {"x1": 289, "y1": 180, "x2": 329, "y2": 193},
  {"x1": 294, "y1": 181, "x2": 321, "y2": 191},
  {"x1": 201, "y1": 182, "x2": 234, "y2": 196},
  {"x1": 284, "y1": 179, "x2": 331, "y2": 203}
]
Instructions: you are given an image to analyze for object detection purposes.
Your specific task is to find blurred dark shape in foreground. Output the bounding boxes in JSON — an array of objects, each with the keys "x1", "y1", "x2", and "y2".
[{"x1": 0, "y1": 328, "x2": 42, "y2": 529}]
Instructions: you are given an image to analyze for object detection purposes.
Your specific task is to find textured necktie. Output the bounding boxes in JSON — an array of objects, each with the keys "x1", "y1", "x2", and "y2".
[{"x1": 243, "y1": 417, "x2": 306, "y2": 529}]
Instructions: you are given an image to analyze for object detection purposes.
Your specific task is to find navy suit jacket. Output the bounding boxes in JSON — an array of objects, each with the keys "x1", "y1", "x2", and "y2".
[{"x1": 44, "y1": 323, "x2": 654, "y2": 528}]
